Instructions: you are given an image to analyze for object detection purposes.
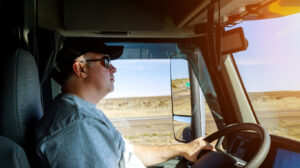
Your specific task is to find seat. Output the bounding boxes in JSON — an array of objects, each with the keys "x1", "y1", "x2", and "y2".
[
  {"x1": 0, "y1": 136, "x2": 30, "y2": 167},
  {"x1": 0, "y1": 49, "x2": 43, "y2": 167}
]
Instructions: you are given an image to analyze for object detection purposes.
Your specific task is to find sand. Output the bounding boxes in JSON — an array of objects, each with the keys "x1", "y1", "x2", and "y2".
[{"x1": 96, "y1": 80, "x2": 300, "y2": 145}]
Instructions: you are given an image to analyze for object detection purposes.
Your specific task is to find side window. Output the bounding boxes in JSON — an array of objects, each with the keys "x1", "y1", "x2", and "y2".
[
  {"x1": 204, "y1": 101, "x2": 218, "y2": 136},
  {"x1": 51, "y1": 43, "x2": 221, "y2": 144},
  {"x1": 233, "y1": 13, "x2": 300, "y2": 141},
  {"x1": 97, "y1": 59, "x2": 179, "y2": 145}
]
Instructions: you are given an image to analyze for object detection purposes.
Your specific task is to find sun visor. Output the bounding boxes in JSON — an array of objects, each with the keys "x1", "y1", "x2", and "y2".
[
  {"x1": 63, "y1": 0, "x2": 165, "y2": 31},
  {"x1": 243, "y1": 0, "x2": 300, "y2": 20}
]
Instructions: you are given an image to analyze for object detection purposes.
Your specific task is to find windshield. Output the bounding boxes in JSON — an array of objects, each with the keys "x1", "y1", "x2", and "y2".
[
  {"x1": 97, "y1": 43, "x2": 222, "y2": 145},
  {"x1": 232, "y1": 13, "x2": 300, "y2": 142}
]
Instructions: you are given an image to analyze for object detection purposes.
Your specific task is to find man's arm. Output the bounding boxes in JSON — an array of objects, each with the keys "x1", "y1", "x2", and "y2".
[{"x1": 133, "y1": 137, "x2": 214, "y2": 166}]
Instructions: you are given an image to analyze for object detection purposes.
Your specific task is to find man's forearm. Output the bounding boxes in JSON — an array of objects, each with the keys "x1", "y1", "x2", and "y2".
[
  {"x1": 133, "y1": 144, "x2": 185, "y2": 166},
  {"x1": 133, "y1": 137, "x2": 214, "y2": 167}
]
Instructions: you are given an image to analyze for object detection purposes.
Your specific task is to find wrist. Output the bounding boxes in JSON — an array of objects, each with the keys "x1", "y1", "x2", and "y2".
[{"x1": 176, "y1": 143, "x2": 189, "y2": 158}]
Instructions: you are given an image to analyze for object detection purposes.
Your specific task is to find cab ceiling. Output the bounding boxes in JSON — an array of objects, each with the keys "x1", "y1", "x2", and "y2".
[
  {"x1": 38, "y1": 0, "x2": 204, "y2": 38},
  {"x1": 38, "y1": 0, "x2": 283, "y2": 38}
]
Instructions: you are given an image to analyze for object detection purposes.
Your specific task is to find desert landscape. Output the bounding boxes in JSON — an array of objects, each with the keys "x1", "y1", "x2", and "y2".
[
  {"x1": 249, "y1": 91, "x2": 300, "y2": 140},
  {"x1": 97, "y1": 96, "x2": 177, "y2": 145},
  {"x1": 96, "y1": 79, "x2": 300, "y2": 145}
]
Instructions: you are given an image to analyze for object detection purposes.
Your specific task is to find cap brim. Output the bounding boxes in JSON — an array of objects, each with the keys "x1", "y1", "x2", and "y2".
[
  {"x1": 102, "y1": 45, "x2": 124, "y2": 60},
  {"x1": 64, "y1": 37, "x2": 124, "y2": 60}
]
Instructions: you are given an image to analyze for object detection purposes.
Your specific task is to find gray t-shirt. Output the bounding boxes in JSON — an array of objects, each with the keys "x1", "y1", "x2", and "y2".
[{"x1": 35, "y1": 94, "x2": 126, "y2": 168}]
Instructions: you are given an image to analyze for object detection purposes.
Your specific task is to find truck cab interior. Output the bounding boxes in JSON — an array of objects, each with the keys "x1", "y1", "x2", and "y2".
[{"x1": 1, "y1": 0, "x2": 300, "y2": 167}]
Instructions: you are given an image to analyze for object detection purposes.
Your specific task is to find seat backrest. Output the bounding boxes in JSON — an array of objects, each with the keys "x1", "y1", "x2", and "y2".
[
  {"x1": 0, "y1": 49, "x2": 43, "y2": 166},
  {"x1": 0, "y1": 136, "x2": 30, "y2": 168}
]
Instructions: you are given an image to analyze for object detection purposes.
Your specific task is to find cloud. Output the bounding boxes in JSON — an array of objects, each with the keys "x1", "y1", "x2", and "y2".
[
  {"x1": 236, "y1": 59, "x2": 273, "y2": 66},
  {"x1": 114, "y1": 64, "x2": 152, "y2": 71},
  {"x1": 126, "y1": 65, "x2": 151, "y2": 70},
  {"x1": 113, "y1": 59, "x2": 170, "y2": 64},
  {"x1": 273, "y1": 21, "x2": 300, "y2": 39},
  {"x1": 112, "y1": 59, "x2": 170, "y2": 70}
]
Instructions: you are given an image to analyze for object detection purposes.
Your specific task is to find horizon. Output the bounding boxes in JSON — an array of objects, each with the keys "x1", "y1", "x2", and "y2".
[
  {"x1": 105, "y1": 88, "x2": 300, "y2": 100},
  {"x1": 105, "y1": 13, "x2": 300, "y2": 99}
]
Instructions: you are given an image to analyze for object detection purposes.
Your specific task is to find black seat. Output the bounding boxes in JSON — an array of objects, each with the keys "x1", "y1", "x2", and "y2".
[{"x1": 0, "y1": 49, "x2": 43, "y2": 167}]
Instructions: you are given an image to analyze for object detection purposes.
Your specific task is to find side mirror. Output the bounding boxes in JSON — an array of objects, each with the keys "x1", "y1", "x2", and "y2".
[
  {"x1": 173, "y1": 116, "x2": 192, "y2": 143},
  {"x1": 170, "y1": 58, "x2": 192, "y2": 143},
  {"x1": 170, "y1": 55, "x2": 208, "y2": 143}
]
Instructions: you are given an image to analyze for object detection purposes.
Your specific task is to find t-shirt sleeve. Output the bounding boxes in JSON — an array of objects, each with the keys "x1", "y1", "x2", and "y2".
[
  {"x1": 39, "y1": 118, "x2": 125, "y2": 168},
  {"x1": 122, "y1": 137, "x2": 146, "y2": 168}
]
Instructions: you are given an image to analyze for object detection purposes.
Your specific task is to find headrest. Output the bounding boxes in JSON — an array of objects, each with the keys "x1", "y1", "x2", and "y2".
[{"x1": 0, "y1": 49, "x2": 43, "y2": 150}]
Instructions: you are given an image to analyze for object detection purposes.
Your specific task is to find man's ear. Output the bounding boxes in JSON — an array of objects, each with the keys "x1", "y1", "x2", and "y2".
[{"x1": 73, "y1": 62, "x2": 87, "y2": 78}]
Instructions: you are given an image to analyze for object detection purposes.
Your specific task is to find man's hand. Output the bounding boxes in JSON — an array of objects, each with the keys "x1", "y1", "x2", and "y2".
[
  {"x1": 133, "y1": 137, "x2": 214, "y2": 166},
  {"x1": 182, "y1": 137, "x2": 214, "y2": 162}
]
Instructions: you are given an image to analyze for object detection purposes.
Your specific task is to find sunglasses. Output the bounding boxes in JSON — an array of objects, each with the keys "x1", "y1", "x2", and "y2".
[{"x1": 84, "y1": 55, "x2": 111, "y2": 68}]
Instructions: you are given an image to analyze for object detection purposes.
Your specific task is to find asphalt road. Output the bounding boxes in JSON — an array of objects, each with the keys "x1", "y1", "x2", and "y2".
[{"x1": 111, "y1": 116, "x2": 173, "y2": 127}]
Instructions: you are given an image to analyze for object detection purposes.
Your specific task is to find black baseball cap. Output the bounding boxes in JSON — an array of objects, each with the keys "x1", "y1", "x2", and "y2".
[{"x1": 57, "y1": 37, "x2": 123, "y2": 74}]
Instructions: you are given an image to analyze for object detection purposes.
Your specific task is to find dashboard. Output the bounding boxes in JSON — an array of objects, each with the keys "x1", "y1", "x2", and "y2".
[{"x1": 226, "y1": 133, "x2": 300, "y2": 168}]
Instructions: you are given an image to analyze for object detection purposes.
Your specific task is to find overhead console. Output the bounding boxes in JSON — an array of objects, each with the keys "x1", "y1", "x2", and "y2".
[
  {"x1": 63, "y1": 0, "x2": 164, "y2": 31},
  {"x1": 172, "y1": 0, "x2": 296, "y2": 28},
  {"x1": 38, "y1": 0, "x2": 299, "y2": 38},
  {"x1": 38, "y1": 0, "x2": 197, "y2": 38}
]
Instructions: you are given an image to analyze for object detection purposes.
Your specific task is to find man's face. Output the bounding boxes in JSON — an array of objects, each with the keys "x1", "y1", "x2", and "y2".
[{"x1": 78, "y1": 52, "x2": 117, "y2": 95}]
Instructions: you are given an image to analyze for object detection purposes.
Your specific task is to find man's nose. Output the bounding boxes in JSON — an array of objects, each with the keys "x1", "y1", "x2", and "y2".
[{"x1": 109, "y1": 64, "x2": 117, "y2": 73}]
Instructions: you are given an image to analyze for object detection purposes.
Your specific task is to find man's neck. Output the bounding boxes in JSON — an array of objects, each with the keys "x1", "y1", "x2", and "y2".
[
  {"x1": 64, "y1": 90, "x2": 104, "y2": 105},
  {"x1": 63, "y1": 78, "x2": 106, "y2": 105}
]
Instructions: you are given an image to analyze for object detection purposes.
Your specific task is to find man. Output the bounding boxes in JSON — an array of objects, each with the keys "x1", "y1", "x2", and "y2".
[{"x1": 35, "y1": 38, "x2": 214, "y2": 168}]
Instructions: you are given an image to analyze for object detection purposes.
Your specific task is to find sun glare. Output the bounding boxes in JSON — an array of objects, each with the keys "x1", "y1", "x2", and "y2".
[{"x1": 269, "y1": 1, "x2": 300, "y2": 16}]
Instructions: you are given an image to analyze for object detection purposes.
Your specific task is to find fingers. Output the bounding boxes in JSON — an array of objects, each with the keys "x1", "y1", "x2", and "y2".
[
  {"x1": 202, "y1": 140, "x2": 214, "y2": 151},
  {"x1": 183, "y1": 137, "x2": 216, "y2": 163},
  {"x1": 192, "y1": 137, "x2": 213, "y2": 150}
]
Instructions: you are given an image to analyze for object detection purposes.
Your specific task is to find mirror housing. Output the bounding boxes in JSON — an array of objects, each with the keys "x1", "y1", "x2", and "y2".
[
  {"x1": 170, "y1": 56, "x2": 206, "y2": 143},
  {"x1": 221, "y1": 27, "x2": 248, "y2": 55},
  {"x1": 170, "y1": 58, "x2": 193, "y2": 143}
]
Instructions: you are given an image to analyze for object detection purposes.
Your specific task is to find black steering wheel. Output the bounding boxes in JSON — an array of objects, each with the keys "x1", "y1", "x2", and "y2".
[{"x1": 176, "y1": 123, "x2": 271, "y2": 168}]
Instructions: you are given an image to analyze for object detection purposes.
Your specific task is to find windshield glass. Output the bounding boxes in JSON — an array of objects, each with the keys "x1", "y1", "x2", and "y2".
[
  {"x1": 232, "y1": 13, "x2": 300, "y2": 141},
  {"x1": 97, "y1": 43, "x2": 222, "y2": 145}
]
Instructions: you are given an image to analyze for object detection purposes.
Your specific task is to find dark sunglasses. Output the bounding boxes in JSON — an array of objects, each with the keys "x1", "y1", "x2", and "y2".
[{"x1": 84, "y1": 55, "x2": 111, "y2": 68}]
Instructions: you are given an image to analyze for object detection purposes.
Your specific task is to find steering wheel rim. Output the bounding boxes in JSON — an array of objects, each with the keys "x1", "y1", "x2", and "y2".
[
  {"x1": 204, "y1": 123, "x2": 270, "y2": 168},
  {"x1": 176, "y1": 123, "x2": 271, "y2": 168}
]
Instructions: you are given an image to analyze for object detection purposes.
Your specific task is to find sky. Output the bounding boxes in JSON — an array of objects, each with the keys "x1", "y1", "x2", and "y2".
[
  {"x1": 106, "y1": 59, "x2": 189, "y2": 98},
  {"x1": 233, "y1": 12, "x2": 300, "y2": 92},
  {"x1": 106, "y1": 12, "x2": 300, "y2": 98}
]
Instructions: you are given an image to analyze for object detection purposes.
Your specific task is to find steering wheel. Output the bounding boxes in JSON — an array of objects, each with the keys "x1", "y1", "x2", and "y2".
[{"x1": 176, "y1": 123, "x2": 271, "y2": 168}]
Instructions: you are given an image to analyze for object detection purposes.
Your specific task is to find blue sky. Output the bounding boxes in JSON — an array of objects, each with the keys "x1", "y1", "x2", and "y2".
[
  {"x1": 233, "y1": 12, "x2": 300, "y2": 92},
  {"x1": 106, "y1": 12, "x2": 300, "y2": 98},
  {"x1": 107, "y1": 59, "x2": 189, "y2": 98},
  {"x1": 107, "y1": 59, "x2": 171, "y2": 98}
]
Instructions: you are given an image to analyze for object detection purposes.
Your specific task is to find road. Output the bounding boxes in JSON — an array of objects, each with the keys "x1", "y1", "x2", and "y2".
[
  {"x1": 111, "y1": 110, "x2": 300, "y2": 143},
  {"x1": 111, "y1": 116, "x2": 173, "y2": 127}
]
